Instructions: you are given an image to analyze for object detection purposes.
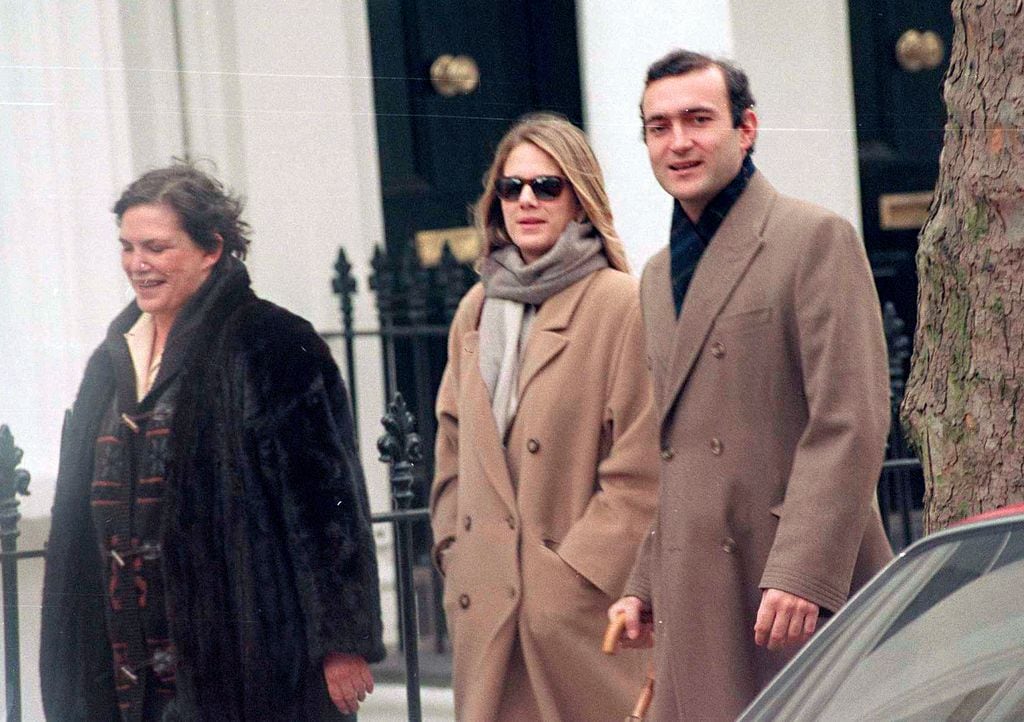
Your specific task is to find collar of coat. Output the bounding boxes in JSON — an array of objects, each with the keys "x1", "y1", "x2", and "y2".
[{"x1": 645, "y1": 171, "x2": 779, "y2": 427}]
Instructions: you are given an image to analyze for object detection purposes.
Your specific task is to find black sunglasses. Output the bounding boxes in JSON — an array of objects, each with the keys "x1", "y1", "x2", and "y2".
[{"x1": 495, "y1": 175, "x2": 569, "y2": 201}]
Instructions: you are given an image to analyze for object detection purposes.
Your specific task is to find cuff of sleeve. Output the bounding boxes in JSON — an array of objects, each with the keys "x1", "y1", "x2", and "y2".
[{"x1": 759, "y1": 566, "x2": 847, "y2": 613}]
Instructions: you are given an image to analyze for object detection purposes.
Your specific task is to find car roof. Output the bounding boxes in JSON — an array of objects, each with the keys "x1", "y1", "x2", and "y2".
[{"x1": 952, "y1": 501, "x2": 1024, "y2": 526}]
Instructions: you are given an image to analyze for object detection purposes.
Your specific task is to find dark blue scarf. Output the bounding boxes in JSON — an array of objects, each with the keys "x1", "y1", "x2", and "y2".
[{"x1": 669, "y1": 154, "x2": 756, "y2": 315}]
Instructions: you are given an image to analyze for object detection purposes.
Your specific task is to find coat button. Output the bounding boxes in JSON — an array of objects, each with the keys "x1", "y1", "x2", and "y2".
[
  {"x1": 463, "y1": 515, "x2": 472, "y2": 531},
  {"x1": 505, "y1": 514, "x2": 516, "y2": 529},
  {"x1": 660, "y1": 446, "x2": 675, "y2": 461},
  {"x1": 710, "y1": 437, "x2": 724, "y2": 455},
  {"x1": 459, "y1": 594, "x2": 471, "y2": 609},
  {"x1": 527, "y1": 438, "x2": 540, "y2": 453},
  {"x1": 711, "y1": 341, "x2": 726, "y2": 358},
  {"x1": 721, "y1": 537, "x2": 737, "y2": 554}
]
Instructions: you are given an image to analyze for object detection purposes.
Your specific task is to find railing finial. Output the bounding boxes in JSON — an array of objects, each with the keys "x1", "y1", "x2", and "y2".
[
  {"x1": 377, "y1": 393, "x2": 423, "y2": 469},
  {"x1": 0, "y1": 425, "x2": 31, "y2": 541}
]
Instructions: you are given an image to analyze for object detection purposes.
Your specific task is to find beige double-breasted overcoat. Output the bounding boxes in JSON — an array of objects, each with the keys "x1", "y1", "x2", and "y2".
[
  {"x1": 431, "y1": 268, "x2": 659, "y2": 721},
  {"x1": 625, "y1": 173, "x2": 894, "y2": 721}
]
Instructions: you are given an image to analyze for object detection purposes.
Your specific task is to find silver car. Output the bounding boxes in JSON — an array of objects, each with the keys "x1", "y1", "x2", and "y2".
[{"x1": 739, "y1": 505, "x2": 1024, "y2": 722}]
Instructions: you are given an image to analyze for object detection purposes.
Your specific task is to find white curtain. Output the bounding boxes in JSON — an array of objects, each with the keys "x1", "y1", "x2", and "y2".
[{"x1": 0, "y1": 1, "x2": 134, "y2": 518}]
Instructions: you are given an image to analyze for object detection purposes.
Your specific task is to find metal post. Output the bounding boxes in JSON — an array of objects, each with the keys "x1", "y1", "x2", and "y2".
[
  {"x1": 0, "y1": 425, "x2": 31, "y2": 722},
  {"x1": 377, "y1": 394, "x2": 423, "y2": 722},
  {"x1": 333, "y1": 247, "x2": 361, "y2": 441},
  {"x1": 882, "y1": 302, "x2": 914, "y2": 547},
  {"x1": 369, "y1": 245, "x2": 398, "y2": 403}
]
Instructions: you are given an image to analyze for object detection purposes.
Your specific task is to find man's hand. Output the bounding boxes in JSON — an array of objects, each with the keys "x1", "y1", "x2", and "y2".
[
  {"x1": 323, "y1": 652, "x2": 374, "y2": 715},
  {"x1": 607, "y1": 596, "x2": 654, "y2": 649},
  {"x1": 754, "y1": 588, "x2": 819, "y2": 651}
]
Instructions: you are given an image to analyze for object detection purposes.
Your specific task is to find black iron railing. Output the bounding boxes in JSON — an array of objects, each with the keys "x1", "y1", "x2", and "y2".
[{"x1": 0, "y1": 424, "x2": 34, "y2": 722}]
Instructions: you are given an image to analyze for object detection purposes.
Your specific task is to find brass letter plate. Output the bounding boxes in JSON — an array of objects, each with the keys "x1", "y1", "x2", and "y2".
[
  {"x1": 879, "y1": 191, "x2": 933, "y2": 230},
  {"x1": 415, "y1": 226, "x2": 481, "y2": 266}
]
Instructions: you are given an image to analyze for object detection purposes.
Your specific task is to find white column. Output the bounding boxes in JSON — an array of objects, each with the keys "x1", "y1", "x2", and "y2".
[
  {"x1": 0, "y1": 1, "x2": 134, "y2": 519},
  {"x1": 731, "y1": 0, "x2": 862, "y2": 230},
  {"x1": 577, "y1": 0, "x2": 735, "y2": 270},
  {"x1": 116, "y1": 0, "x2": 187, "y2": 169}
]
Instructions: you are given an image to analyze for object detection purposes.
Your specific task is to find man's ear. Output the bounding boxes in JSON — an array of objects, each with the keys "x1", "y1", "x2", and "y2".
[{"x1": 738, "y1": 108, "x2": 758, "y2": 153}]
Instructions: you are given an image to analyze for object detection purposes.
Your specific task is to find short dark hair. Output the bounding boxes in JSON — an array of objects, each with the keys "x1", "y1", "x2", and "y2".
[
  {"x1": 112, "y1": 159, "x2": 251, "y2": 260},
  {"x1": 641, "y1": 49, "x2": 755, "y2": 128}
]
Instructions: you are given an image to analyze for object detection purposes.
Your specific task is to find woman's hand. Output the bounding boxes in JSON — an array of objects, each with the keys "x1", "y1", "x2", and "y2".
[{"x1": 323, "y1": 652, "x2": 374, "y2": 714}]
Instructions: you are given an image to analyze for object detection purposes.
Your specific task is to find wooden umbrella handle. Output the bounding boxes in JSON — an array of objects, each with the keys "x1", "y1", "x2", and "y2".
[
  {"x1": 625, "y1": 676, "x2": 655, "y2": 721},
  {"x1": 603, "y1": 612, "x2": 628, "y2": 654}
]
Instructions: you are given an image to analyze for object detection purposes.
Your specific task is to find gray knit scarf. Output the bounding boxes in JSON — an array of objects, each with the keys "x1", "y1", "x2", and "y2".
[{"x1": 478, "y1": 221, "x2": 608, "y2": 438}]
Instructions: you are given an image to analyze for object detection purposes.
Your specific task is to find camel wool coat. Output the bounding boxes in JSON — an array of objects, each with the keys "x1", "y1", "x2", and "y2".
[
  {"x1": 431, "y1": 267, "x2": 659, "y2": 721},
  {"x1": 624, "y1": 173, "x2": 894, "y2": 721}
]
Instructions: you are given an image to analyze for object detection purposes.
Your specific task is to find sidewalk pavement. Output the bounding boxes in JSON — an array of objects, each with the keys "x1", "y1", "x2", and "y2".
[{"x1": 357, "y1": 684, "x2": 454, "y2": 721}]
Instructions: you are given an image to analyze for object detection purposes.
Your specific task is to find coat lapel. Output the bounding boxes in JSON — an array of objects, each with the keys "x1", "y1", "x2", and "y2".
[
  {"x1": 660, "y1": 173, "x2": 777, "y2": 427},
  {"x1": 641, "y1": 249, "x2": 675, "y2": 375},
  {"x1": 458, "y1": 271, "x2": 598, "y2": 511},
  {"x1": 517, "y1": 270, "x2": 596, "y2": 400},
  {"x1": 462, "y1": 330, "x2": 518, "y2": 514}
]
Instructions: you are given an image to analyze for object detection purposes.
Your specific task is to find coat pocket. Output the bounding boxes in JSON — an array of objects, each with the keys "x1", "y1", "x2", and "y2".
[
  {"x1": 715, "y1": 305, "x2": 772, "y2": 333},
  {"x1": 542, "y1": 539, "x2": 604, "y2": 596}
]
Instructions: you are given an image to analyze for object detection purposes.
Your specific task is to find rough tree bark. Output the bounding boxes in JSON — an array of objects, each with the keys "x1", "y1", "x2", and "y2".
[{"x1": 902, "y1": 0, "x2": 1024, "y2": 532}]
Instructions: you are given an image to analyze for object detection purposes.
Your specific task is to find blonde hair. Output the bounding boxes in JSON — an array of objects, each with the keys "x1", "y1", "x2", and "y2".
[{"x1": 473, "y1": 113, "x2": 630, "y2": 273}]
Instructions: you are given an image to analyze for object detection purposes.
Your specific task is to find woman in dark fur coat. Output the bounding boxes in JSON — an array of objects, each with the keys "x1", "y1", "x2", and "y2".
[{"x1": 40, "y1": 162, "x2": 385, "y2": 722}]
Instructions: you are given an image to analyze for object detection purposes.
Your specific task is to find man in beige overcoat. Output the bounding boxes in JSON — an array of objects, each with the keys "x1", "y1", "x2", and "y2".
[{"x1": 608, "y1": 50, "x2": 894, "y2": 720}]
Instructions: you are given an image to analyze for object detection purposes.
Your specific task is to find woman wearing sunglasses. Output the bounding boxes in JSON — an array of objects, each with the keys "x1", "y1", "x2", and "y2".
[{"x1": 430, "y1": 113, "x2": 659, "y2": 720}]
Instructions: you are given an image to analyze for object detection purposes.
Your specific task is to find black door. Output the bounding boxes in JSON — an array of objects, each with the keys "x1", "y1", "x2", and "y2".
[
  {"x1": 849, "y1": 0, "x2": 952, "y2": 537},
  {"x1": 368, "y1": 0, "x2": 583, "y2": 259},
  {"x1": 849, "y1": 0, "x2": 953, "y2": 333}
]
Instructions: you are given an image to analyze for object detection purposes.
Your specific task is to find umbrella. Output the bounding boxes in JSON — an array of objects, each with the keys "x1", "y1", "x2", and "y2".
[{"x1": 603, "y1": 612, "x2": 655, "y2": 721}]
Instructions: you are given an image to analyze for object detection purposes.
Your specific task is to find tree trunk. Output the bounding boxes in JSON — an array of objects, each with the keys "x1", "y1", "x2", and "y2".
[{"x1": 902, "y1": 0, "x2": 1024, "y2": 532}]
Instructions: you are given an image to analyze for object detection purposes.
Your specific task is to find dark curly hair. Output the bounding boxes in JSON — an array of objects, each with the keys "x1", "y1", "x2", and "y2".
[{"x1": 112, "y1": 159, "x2": 251, "y2": 260}]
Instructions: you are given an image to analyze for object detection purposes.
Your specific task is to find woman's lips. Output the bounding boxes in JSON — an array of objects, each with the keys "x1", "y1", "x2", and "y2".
[{"x1": 133, "y1": 278, "x2": 165, "y2": 292}]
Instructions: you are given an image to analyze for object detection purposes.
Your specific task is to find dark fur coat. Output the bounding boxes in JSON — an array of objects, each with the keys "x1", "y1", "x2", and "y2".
[{"x1": 40, "y1": 260, "x2": 385, "y2": 721}]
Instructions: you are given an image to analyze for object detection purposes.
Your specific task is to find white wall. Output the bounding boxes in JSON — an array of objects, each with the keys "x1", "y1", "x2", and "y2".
[
  {"x1": 0, "y1": 2, "x2": 134, "y2": 519},
  {"x1": 730, "y1": 0, "x2": 862, "y2": 231}
]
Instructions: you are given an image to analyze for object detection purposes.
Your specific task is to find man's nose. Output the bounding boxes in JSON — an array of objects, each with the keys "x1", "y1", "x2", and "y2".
[{"x1": 669, "y1": 124, "x2": 694, "y2": 152}]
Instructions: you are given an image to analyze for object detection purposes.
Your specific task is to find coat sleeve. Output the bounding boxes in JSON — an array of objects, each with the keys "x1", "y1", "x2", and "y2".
[
  {"x1": 556, "y1": 298, "x2": 661, "y2": 599},
  {"x1": 254, "y1": 353, "x2": 386, "y2": 664},
  {"x1": 758, "y1": 216, "x2": 891, "y2": 612},
  {"x1": 429, "y1": 302, "x2": 466, "y2": 573},
  {"x1": 622, "y1": 519, "x2": 658, "y2": 604}
]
